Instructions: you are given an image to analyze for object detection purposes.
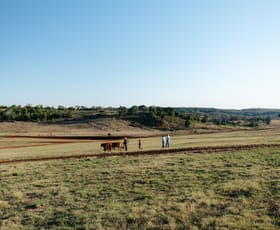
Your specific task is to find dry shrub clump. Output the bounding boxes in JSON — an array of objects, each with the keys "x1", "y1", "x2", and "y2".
[
  {"x1": 13, "y1": 191, "x2": 24, "y2": 201},
  {"x1": 0, "y1": 200, "x2": 10, "y2": 209}
]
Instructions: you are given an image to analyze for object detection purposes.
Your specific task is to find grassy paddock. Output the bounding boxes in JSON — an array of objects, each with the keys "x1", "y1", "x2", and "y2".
[
  {"x1": 0, "y1": 147, "x2": 279, "y2": 229},
  {"x1": 2, "y1": 127, "x2": 280, "y2": 161}
]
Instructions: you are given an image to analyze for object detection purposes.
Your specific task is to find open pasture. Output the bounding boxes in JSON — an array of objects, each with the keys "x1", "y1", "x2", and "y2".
[
  {"x1": 0, "y1": 147, "x2": 279, "y2": 229},
  {"x1": 1, "y1": 124, "x2": 280, "y2": 229},
  {"x1": 1, "y1": 127, "x2": 280, "y2": 162}
]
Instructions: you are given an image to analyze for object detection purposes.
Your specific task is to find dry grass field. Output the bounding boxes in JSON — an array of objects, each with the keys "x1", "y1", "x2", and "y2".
[
  {"x1": 0, "y1": 122, "x2": 280, "y2": 229},
  {"x1": 1, "y1": 121, "x2": 280, "y2": 162}
]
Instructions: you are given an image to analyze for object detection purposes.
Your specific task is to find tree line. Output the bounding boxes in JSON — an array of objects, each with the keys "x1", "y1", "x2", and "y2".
[
  {"x1": 117, "y1": 105, "x2": 274, "y2": 127},
  {"x1": 0, "y1": 105, "x2": 276, "y2": 128},
  {"x1": 0, "y1": 105, "x2": 72, "y2": 122}
]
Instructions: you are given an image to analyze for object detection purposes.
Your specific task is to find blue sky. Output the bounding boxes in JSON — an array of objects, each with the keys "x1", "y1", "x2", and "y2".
[{"x1": 1, "y1": 0, "x2": 280, "y2": 108}]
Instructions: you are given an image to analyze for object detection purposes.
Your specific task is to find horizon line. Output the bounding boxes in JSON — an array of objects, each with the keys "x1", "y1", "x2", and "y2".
[{"x1": 1, "y1": 104, "x2": 280, "y2": 111}]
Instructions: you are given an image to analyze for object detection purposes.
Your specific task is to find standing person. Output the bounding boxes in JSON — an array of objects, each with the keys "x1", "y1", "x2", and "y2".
[
  {"x1": 138, "y1": 139, "x2": 142, "y2": 150},
  {"x1": 123, "y1": 137, "x2": 128, "y2": 151},
  {"x1": 162, "y1": 135, "x2": 166, "y2": 148},
  {"x1": 166, "y1": 134, "x2": 170, "y2": 148}
]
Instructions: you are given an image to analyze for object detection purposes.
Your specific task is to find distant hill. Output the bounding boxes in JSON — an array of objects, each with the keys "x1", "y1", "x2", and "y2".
[
  {"x1": 0, "y1": 105, "x2": 279, "y2": 130},
  {"x1": 176, "y1": 107, "x2": 280, "y2": 118}
]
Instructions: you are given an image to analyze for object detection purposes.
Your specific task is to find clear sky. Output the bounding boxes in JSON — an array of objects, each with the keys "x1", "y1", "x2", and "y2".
[{"x1": 1, "y1": 0, "x2": 280, "y2": 109}]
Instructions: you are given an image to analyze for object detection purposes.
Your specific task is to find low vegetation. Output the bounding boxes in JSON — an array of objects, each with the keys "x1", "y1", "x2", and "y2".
[
  {"x1": 0, "y1": 106, "x2": 279, "y2": 229},
  {"x1": 0, "y1": 105, "x2": 278, "y2": 129},
  {"x1": 0, "y1": 105, "x2": 71, "y2": 122},
  {"x1": 0, "y1": 148, "x2": 279, "y2": 229}
]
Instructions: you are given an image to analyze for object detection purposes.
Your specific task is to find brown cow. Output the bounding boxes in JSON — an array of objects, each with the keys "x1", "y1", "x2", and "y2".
[
  {"x1": 112, "y1": 141, "x2": 125, "y2": 151},
  {"x1": 100, "y1": 142, "x2": 112, "y2": 151}
]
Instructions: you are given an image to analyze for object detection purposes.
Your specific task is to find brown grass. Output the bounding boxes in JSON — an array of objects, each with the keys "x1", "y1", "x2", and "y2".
[
  {"x1": 0, "y1": 120, "x2": 161, "y2": 136},
  {"x1": 2, "y1": 121, "x2": 280, "y2": 162},
  {"x1": 0, "y1": 148, "x2": 279, "y2": 229}
]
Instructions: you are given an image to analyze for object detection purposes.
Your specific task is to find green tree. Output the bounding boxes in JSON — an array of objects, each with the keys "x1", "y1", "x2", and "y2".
[
  {"x1": 139, "y1": 105, "x2": 149, "y2": 113},
  {"x1": 150, "y1": 111, "x2": 163, "y2": 125},
  {"x1": 201, "y1": 115, "x2": 208, "y2": 123},
  {"x1": 247, "y1": 118, "x2": 259, "y2": 128},
  {"x1": 118, "y1": 106, "x2": 127, "y2": 116},
  {"x1": 265, "y1": 116, "x2": 271, "y2": 125},
  {"x1": 128, "y1": 105, "x2": 139, "y2": 115},
  {"x1": 167, "y1": 107, "x2": 176, "y2": 117},
  {"x1": 58, "y1": 105, "x2": 65, "y2": 110},
  {"x1": 185, "y1": 116, "x2": 191, "y2": 128}
]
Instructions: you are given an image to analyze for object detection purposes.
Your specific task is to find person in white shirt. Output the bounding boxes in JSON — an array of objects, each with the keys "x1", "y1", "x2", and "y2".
[{"x1": 162, "y1": 135, "x2": 165, "y2": 148}]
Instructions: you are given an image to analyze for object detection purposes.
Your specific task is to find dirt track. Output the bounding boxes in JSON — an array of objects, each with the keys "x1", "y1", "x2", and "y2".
[
  {"x1": 0, "y1": 141, "x2": 82, "y2": 149},
  {"x1": 0, "y1": 135, "x2": 153, "y2": 149},
  {"x1": 1, "y1": 135, "x2": 155, "y2": 140},
  {"x1": 1, "y1": 143, "x2": 280, "y2": 165}
]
